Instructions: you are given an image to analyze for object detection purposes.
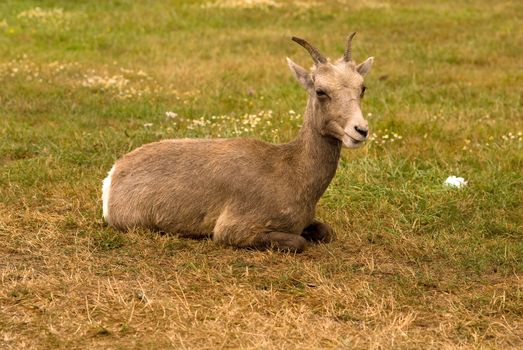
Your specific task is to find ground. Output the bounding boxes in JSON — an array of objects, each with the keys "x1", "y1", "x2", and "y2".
[{"x1": 0, "y1": 0, "x2": 522, "y2": 349}]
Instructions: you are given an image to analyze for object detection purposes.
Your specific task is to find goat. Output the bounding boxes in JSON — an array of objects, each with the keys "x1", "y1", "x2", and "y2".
[{"x1": 102, "y1": 33, "x2": 374, "y2": 252}]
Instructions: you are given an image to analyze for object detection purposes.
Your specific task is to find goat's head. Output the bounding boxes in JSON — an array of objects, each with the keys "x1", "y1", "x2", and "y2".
[{"x1": 287, "y1": 33, "x2": 374, "y2": 148}]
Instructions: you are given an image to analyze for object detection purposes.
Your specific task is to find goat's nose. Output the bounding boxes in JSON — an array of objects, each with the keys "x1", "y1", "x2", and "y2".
[{"x1": 355, "y1": 125, "x2": 369, "y2": 138}]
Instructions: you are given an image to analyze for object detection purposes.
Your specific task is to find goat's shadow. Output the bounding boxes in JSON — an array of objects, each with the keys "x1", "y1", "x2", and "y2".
[{"x1": 157, "y1": 230, "x2": 212, "y2": 241}]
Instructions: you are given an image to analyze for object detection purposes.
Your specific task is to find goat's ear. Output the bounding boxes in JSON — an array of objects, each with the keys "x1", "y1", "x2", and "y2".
[
  {"x1": 287, "y1": 57, "x2": 314, "y2": 91},
  {"x1": 356, "y1": 57, "x2": 374, "y2": 77}
]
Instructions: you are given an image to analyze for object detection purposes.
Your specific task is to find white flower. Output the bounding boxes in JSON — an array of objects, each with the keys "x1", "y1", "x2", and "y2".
[
  {"x1": 143, "y1": 123, "x2": 153, "y2": 128},
  {"x1": 165, "y1": 111, "x2": 178, "y2": 119},
  {"x1": 444, "y1": 176, "x2": 467, "y2": 188}
]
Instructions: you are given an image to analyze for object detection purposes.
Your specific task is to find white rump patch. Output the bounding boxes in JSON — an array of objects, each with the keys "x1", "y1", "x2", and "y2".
[{"x1": 102, "y1": 165, "x2": 116, "y2": 221}]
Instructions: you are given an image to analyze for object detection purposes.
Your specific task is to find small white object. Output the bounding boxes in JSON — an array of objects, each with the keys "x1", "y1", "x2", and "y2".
[
  {"x1": 444, "y1": 176, "x2": 467, "y2": 188},
  {"x1": 143, "y1": 123, "x2": 153, "y2": 128}
]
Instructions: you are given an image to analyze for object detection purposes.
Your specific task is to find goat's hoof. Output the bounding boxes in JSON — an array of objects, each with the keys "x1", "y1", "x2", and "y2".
[{"x1": 301, "y1": 221, "x2": 335, "y2": 243}]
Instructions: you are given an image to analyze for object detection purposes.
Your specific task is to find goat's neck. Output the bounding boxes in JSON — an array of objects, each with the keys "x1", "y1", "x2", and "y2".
[{"x1": 293, "y1": 98, "x2": 341, "y2": 202}]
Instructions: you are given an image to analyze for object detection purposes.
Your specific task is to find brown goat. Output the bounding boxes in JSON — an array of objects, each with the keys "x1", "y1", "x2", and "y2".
[{"x1": 102, "y1": 34, "x2": 374, "y2": 252}]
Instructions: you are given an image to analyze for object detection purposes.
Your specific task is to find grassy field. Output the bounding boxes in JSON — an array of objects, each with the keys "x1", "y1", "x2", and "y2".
[{"x1": 1, "y1": 0, "x2": 522, "y2": 348}]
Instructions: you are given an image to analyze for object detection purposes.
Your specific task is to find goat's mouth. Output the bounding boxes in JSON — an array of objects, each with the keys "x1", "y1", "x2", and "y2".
[
  {"x1": 342, "y1": 133, "x2": 366, "y2": 148},
  {"x1": 349, "y1": 135, "x2": 363, "y2": 144}
]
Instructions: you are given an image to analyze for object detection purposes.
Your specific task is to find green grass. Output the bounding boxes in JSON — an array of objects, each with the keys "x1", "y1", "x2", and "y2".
[{"x1": 1, "y1": 0, "x2": 522, "y2": 348}]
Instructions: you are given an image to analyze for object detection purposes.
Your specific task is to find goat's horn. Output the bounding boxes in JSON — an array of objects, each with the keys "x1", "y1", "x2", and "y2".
[
  {"x1": 291, "y1": 36, "x2": 327, "y2": 64},
  {"x1": 343, "y1": 32, "x2": 357, "y2": 62}
]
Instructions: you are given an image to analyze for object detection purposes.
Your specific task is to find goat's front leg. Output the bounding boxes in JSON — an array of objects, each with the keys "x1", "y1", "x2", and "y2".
[
  {"x1": 301, "y1": 220, "x2": 335, "y2": 243},
  {"x1": 252, "y1": 232, "x2": 307, "y2": 253}
]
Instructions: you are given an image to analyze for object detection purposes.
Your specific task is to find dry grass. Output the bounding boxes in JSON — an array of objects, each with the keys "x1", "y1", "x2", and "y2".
[
  {"x1": 2, "y1": 203, "x2": 522, "y2": 349},
  {"x1": 1, "y1": 0, "x2": 522, "y2": 348}
]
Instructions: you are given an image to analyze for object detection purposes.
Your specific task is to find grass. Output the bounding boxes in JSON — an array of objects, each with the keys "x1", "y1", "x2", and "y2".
[{"x1": 0, "y1": 0, "x2": 522, "y2": 348}]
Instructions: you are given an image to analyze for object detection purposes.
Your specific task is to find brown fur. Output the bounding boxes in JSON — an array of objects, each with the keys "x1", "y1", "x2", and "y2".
[{"x1": 104, "y1": 35, "x2": 374, "y2": 252}]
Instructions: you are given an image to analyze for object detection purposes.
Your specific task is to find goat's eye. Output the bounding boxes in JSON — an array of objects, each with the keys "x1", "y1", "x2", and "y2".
[
  {"x1": 316, "y1": 89, "x2": 329, "y2": 99},
  {"x1": 360, "y1": 86, "x2": 366, "y2": 98}
]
